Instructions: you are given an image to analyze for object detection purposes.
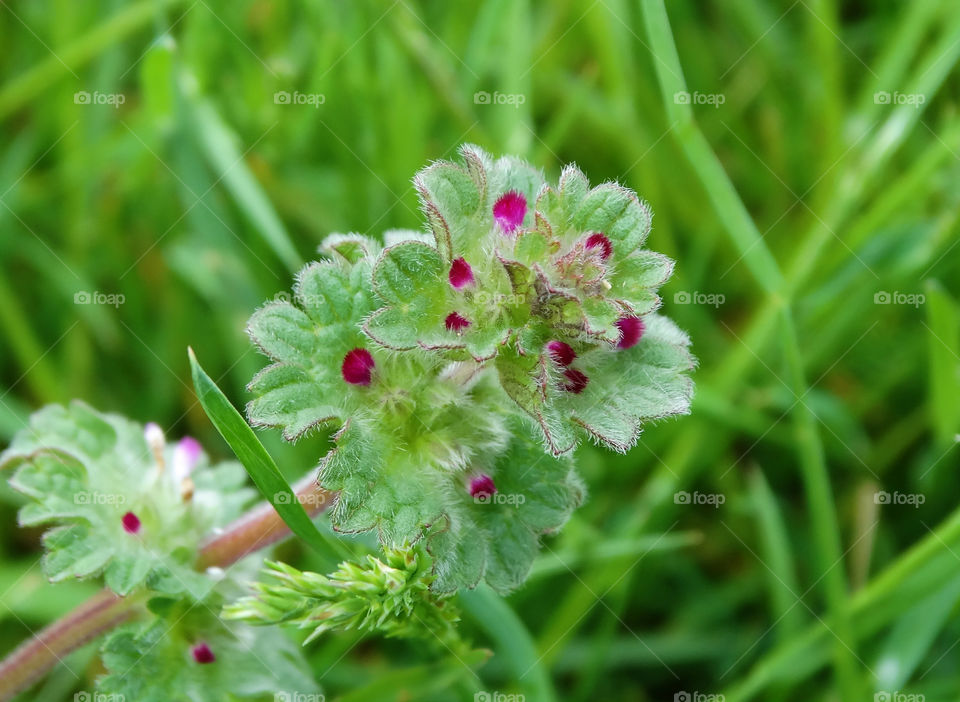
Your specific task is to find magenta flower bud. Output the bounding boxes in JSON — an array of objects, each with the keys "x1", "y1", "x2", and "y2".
[
  {"x1": 122, "y1": 511, "x2": 141, "y2": 534},
  {"x1": 191, "y1": 642, "x2": 215, "y2": 664},
  {"x1": 561, "y1": 368, "x2": 589, "y2": 394},
  {"x1": 546, "y1": 340, "x2": 576, "y2": 366},
  {"x1": 469, "y1": 474, "x2": 497, "y2": 499},
  {"x1": 448, "y1": 257, "x2": 474, "y2": 289},
  {"x1": 615, "y1": 316, "x2": 644, "y2": 349},
  {"x1": 585, "y1": 232, "x2": 613, "y2": 260},
  {"x1": 172, "y1": 436, "x2": 202, "y2": 482},
  {"x1": 444, "y1": 312, "x2": 471, "y2": 333},
  {"x1": 341, "y1": 348, "x2": 375, "y2": 386},
  {"x1": 493, "y1": 190, "x2": 527, "y2": 235}
]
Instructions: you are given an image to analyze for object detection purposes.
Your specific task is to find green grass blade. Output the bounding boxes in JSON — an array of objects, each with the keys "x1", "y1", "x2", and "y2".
[
  {"x1": 187, "y1": 347, "x2": 348, "y2": 560},
  {"x1": 460, "y1": 585, "x2": 556, "y2": 702},
  {"x1": 924, "y1": 280, "x2": 960, "y2": 444}
]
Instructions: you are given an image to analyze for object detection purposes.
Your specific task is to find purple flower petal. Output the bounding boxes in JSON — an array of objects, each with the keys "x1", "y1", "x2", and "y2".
[
  {"x1": 122, "y1": 511, "x2": 141, "y2": 534},
  {"x1": 615, "y1": 316, "x2": 644, "y2": 349},
  {"x1": 585, "y1": 232, "x2": 613, "y2": 260},
  {"x1": 444, "y1": 312, "x2": 471, "y2": 333},
  {"x1": 493, "y1": 190, "x2": 527, "y2": 235},
  {"x1": 448, "y1": 257, "x2": 474, "y2": 289},
  {"x1": 469, "y1": 474, "x2": 497, "y2": 499},
  {"x1": 546, "y1": 341, "x2": 576, "y2": 366},
  {"x1": 192, "y1": 642, "x2": 215, "y2": 664},
  {"x1": 561, "y1": 368, "x2": 589, "y2": 394},
  {"x1": 172, "y1": 436, "x2": 202, "y2": 482},
  {"x1": 341, "y1": 348, "x2": 375, "y2": 386}
]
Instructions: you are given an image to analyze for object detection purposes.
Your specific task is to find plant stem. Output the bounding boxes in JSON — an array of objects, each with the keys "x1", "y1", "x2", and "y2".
[{"x1": 0, "y1": 476, "x2": 332, "y2": 701}]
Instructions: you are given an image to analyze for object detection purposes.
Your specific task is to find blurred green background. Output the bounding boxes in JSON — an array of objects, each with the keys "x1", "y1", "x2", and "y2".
[{"x1": 2, "y1": 0, "x2": 960, "y2": 700}]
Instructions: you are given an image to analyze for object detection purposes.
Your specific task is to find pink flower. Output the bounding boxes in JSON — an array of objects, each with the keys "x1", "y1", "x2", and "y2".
[
  {"x1": 546, "y1": 340, "x2": 576, "y2": 366},
  {"x1": 122, "y1": 511, "x2": 141, "y2": 534},
  {"x1": 448, "y1": 257, "x2": 474, "y2": 289},
  {"x1": 469, "y1": 474, "x2": 497, "y2": 499},
  {"x1": 444, "y1": 312, "x2": 471, "y2": 333},
  {"x1": 615, "y1": 316, "x2": 644, "y2": 349},
  {"x1": 493, "y1": 190, "x2": 527, "y2": 235},
  {"x1": 561, "y1": 368, "x2": 589, "y2": 394},
  {"x1": 191, "y1": 642, "x2": 215, "y2": 664},
  {"x1": 172, "y1": 436, "x2": 202, "y2": 482},
  {"x1": 585, "y1": 232, "x2": 613, "y2": 260},
  {"x1": 341, "y1": 348, "x2": 375, "y2": 386}
]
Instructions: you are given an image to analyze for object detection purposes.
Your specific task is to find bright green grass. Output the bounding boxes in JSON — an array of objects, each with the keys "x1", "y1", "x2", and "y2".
[{"x1": 2, "y1": 1, "x2": 960, "y2": 700}]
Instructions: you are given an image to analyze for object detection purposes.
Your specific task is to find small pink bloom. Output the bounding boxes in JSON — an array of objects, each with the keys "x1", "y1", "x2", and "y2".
[
  {"x1": 444, "y1": 312, "x2": 471, "y2": 333},
  {"x1": 585, "y1": 232, "x2": 613, "y2": 260},
  {"x1": 172, "y1": 436, "x2": 202, "y2": 482},
  {"x1": 546, "y1": 341, "x2": 576, "y2": 366},
  {"x1": 493, "y1": 190, "x2": 527, "y2": 235},
  {"x1": 448, "y1": 257, "x2": 474, "y2": 289},
  {"x1": 561, "y1": 368, "x2": 589, "y2": 394},
  {"x1": 615, "y1": 316, "x2": 644, "y2": 349},
  {"x1": 469, "y1": 474, "x2": 497, "y2": 499},
  {"x1": 122, "y1": 511, "x2": 141, "y2": 534},
  {"x1": 341, "y1": 348, "x2": 375, "y2": 386},
  {"x1": 192, "y1": 642, "x2": 215, "y2": 664}
]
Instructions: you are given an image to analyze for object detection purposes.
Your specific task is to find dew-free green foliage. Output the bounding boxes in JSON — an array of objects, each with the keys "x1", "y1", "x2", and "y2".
[
  {"x1": 4, "y1": 2, "x2": 960, "y2": 702},
  {"x1": 244, "y1": 148, "x2": 690, "y2": 593},
  {"x1": 98, "y1": 604, "x2": 317, "y2": 701},
  {"x1": 0, "y1": 402, "x2": 254, "y2": 597}
]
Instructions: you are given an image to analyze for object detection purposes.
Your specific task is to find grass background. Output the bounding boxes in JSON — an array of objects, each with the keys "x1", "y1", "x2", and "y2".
[{"x1": 2, "y1": 0, "x2": 960, "y2": 700}]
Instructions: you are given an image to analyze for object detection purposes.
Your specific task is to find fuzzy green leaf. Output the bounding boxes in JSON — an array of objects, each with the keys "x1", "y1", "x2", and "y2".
[{"x1": 1, "y1": 401, "x2": 254, "y2": 596}]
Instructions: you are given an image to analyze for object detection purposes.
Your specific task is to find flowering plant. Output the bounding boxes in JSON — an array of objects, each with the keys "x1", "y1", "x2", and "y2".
[{"x1": 0, "y1": 147, "x2": 692, "y2": 701}]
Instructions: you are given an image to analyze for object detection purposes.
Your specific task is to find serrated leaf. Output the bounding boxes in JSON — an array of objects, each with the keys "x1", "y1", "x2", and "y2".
[
  {"x1": 98, "y1": 607, "x2": 317, "y2": 701},
  {"x1": 428, "y1": 421, "x2": 584, "y2": 593},
  {"x1": 1, "y1": 401, "x2": 254, "y2": 596}
]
